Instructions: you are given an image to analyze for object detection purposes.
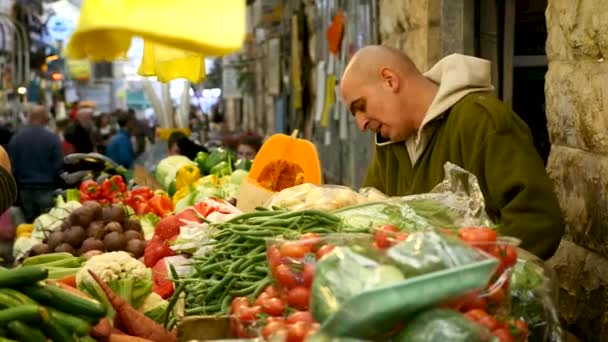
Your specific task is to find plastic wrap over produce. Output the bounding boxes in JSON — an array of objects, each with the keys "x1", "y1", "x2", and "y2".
[
  {"x1": 264, "y1": 183, "x2": 370, "y2": 211},
  {"x1": 334, "y1": 162, "x2": 494, "y2": 233}
]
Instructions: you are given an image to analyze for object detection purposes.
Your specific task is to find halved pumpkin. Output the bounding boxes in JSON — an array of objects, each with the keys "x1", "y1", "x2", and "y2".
[{"x1": 236, "y1": 131, "x2": 322, "y2": 212}]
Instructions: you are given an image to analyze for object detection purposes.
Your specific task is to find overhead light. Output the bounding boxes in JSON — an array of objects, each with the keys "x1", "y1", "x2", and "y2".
[
  {"x1": 17, "y1": 87, "x2": 27, "y2": 95},
  {"x1": 46, "y1": 55, "x2": 59, "y2": 62},
  {"x1": 51, "y1": 73, "x2": 63, "y2": 81}
]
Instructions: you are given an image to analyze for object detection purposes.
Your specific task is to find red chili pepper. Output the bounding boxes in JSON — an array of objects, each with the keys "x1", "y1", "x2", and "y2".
[
  {"x1": 149, "y1": 194, "x2": 173, "y2": 217},
  {"x1": 79, "y1": 180, "x2": 101, "y2": 199}
]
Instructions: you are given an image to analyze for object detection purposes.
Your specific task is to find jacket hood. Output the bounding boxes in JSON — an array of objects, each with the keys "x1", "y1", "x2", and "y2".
[{"x1": 375, "y1": 53, "x2": 494, "y2": 147}]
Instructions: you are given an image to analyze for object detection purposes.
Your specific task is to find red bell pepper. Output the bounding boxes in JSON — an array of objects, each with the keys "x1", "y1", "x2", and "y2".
[
  {"x1": 79, "y1": 180, "x2": 102, "y2": 200},
  {"x1": 134, "y1": 201, "x2": 152, "y2": 216},
  {"x1": 132, "y1": 186, "x2": 154, "y2": 200},
  {"x1": 110, "y1": 175, "x2": 127, "y2": 192},
  {"x1": 101, "y1": 176, "x2": 128, "y2": 199},
  {"x1": 144, "y1": 236, "x2": 176, "y2": 267},
  {"x1": 149, "y1": 194, "x2": 173, "y2": 217}
]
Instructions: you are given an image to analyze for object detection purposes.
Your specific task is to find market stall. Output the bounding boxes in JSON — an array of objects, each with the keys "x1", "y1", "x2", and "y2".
[{"x1": 3, "y1": 132, "x2": 561, "y2": 342}]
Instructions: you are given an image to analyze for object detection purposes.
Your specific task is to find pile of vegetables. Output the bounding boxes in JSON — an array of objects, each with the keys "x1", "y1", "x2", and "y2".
[
  {"x1": 170, "y1": 209, "x2": 349, "y2": 317},
  {"x1": 0, "y1": 265, "x2": 106, "y2": 341},
  {"x1": 61, "y1": 152, "x2": 127, "y2": 189},
  {"x1": 30, "y1": 202, "x2": 148, "y2": 260},
  {"x1": 21, "y1": 252, "x2": 85, "y2": 280}
]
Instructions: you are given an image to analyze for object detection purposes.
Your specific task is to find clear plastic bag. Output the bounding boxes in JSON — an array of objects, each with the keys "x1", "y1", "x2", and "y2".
[
  {"x1": 334, "y1": 163, "x2": 494, "y2": 233},
  {"x1": 264, "y1": 183, "x2": 369, "y2": 212}
]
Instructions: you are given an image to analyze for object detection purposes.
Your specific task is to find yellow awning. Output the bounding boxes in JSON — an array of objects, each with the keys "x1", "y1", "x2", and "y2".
[{"x1": 138, "y1": 41, "x2": 206, "y2": 83}]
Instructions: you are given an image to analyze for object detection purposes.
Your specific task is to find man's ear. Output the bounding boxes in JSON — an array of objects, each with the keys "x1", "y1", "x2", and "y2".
[{"x1": 380, "y1": 67, "x2": 400, "y2": 92}]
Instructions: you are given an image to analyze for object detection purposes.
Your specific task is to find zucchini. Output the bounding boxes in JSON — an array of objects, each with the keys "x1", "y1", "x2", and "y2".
[
  {"x1": 48, "y1": 309, "x2": 91, "y2": 337},
  {"x1": 0, "y1": 266, "x2": 48, "y2": 287},
  {"x1": 0, "y1": 305, "x2": 46, "y2": 324},
  {"x1": 6, "y1": 321, "x2": 46, "y2": 342},
  {"x1": 46, "y1": 266, "x2": 80, "y2": 279},
  {"x1": 22, "y1": 284, "x2": 106, "y2": 320},
  {"x1": 0, "y1": 288, "x2": 37, "y2": 305},
  {"x1": 21, "y1": 252, "x2": 74, "y2": 266},
  {"x1": 0, "y1": 291, "x2": 24, "y2": 307},
  {"x1": 37, "y1": 256, "x2": 84, "y2": 268},
  {"x1": 42, "y1": 315, "x2": 75, "y2": 342}
]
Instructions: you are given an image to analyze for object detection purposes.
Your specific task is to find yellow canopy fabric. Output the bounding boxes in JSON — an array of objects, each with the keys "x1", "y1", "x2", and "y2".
[
  {"x1": 138, "y1": 41, "x2": 206, "y2": 83},
  {"x1": 66, "y1": 0, "x2": 245, "y2": 67}
]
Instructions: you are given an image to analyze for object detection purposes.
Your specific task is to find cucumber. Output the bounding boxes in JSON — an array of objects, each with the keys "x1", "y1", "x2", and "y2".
[
  {"x1": 46, "y1": 266, "x2": 80, "y2": 279},
  {"x1": 38, "y1": 256, "x2": 84, "y2": 268},
  {"x1": 0, "y1": 266, "x2": 48, "y2": 287},
  {"x1": 22, "y1": 284, "x2": 106, "y2": 320},
  {"x1": 21, "y1": 253, "x2": 74, "y2": 266},
  {"x1": 6, "y1": 321, "x2": 46, "y2": 342},
  {"x1": 48, "y1": 309, "x2": 91, "y2": 337},
  {"x1": 0, "y1": 291, "x2": 24, "y2": 307},
  {"x1": 0, "y1": 288, "x2": 37, "y2": 305},
  {"x1": 0, "y1": 305, "x2": 46, "y2": 324},
  {"x1": 42, "y1": 315, "x2": 75, "y2": 342}
]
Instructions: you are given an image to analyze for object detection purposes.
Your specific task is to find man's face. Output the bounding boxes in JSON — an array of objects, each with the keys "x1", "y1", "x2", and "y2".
[{"x1": 341, "y1": 71, "x2": 415, "y2": 142}]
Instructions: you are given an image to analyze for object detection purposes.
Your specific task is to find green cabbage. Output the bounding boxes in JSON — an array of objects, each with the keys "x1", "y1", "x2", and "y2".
[{"x1": 155, "y1": 155, "x2": 196, "y2": 191}]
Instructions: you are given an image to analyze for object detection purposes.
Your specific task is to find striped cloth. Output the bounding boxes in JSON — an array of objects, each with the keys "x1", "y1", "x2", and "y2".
[{"x1": 0, "y1": 166, "x2": 16, "y2": 213}]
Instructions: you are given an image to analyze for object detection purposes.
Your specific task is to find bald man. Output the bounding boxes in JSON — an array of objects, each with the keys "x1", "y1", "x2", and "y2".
[
  {"x1": 8, "y1": 106, "x2": 63, "y2": 222},
  {"x1": 340, "y1": 45, "x2": 563, "y2": 259}
]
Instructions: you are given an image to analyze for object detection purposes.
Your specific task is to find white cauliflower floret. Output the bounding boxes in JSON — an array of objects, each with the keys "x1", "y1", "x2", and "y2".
[{"x1": 76, "y1": 251, "x2": 147, "y2": 284}]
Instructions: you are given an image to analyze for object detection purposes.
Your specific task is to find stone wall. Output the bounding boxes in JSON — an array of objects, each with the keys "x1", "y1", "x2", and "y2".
[{"x1": 545, "y1": 0, "x2": 608, "y2": 340}]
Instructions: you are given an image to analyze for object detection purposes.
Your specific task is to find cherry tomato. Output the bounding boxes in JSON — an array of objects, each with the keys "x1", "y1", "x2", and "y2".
[
  {"x1": 302, "y1": 264, "x2": 315, "y2": 288},
  {"x1": 487, "y1": 287, "x2": 506, "y2": 304},
  {"x1": 231, "y1": 297, "x2": 250, "y2": 314},
  {"x1": 299, "y1": 233, "x2": 320, "y2": 250},
  {"x1": 374, "y1": 230, "x2": 392, "y2": 249},
  {"x1": 287, "y1": 286, "x2": 311, "y2": 310},
  {"x1": 274, "y1": 264, "x2": 299, "y2": 289},
  {"x1": 491, "y1": 245, "x2": 518, "y2": 268},
  {"x1": 262, "y1": 321, "x2": 287, "y2": 339},
  {"x1": 286, "y1": 322, "x2": 310, "y2": 342},
  {"x1": 464, "y1": 309, "x2": 489, "y2": 322},
  {"x1": 460, "y1": 295, "x2": 488, "y2": 312},
  {"x1": 316, "y1": 244, "x2": 336, "y2": 260},
  {"x1": 477, "y1": 315, "x2": 500, "y2": 332},
  {"x1": 513, "y1": 319, "x2": 528, "y2": 339},
  {"x1": 262, "y1": 297, "x2": 286, "y2": 316},
  {"x1": 287, "y1": 311, "x2": 314, "y2": 324},
  {"x1": 280, "y1": 242, "x2": 310, "y2": 259},
  {"x1": 238, "y1": 305, "x2": 262, "y2": 323},
  {"x1": 458, "y1": 227, "x2": 498, "y2": 248},
  {"x1": 254, "y1": 292, "x2": 270, "y2": 307},
  {"x1": 493, "y1": 328, "x2": 515, "y2": 342},
  {"x1": 263, "y1": 285, "x2": 279, "y2": 298},
  {"x1": 267, "y1": 245, "x2": 282, "y2": 270}
]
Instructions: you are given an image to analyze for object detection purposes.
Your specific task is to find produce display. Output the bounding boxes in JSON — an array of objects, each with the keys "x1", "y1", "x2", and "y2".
[{"x1": 61, "y1": 153, "x2": 128, "y2": 189}]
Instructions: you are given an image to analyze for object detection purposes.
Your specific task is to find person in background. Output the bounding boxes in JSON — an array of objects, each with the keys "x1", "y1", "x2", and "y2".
[
  {"x1": 8, "y1": 106, "x2": 63, "y2": 223},
  {"x1": 95, "y1": 113, "x2": 114, "y2": 154},
  {"x1": 65, "y1": 107, "x2": 96, "y2": 153},
  {"x1": 106, "y1": 111, "x2": 137, "y2": 169},
  {"x1": 55, "y1": 118, "x2": 75, "y2": 155},
  {"x1": 167, "y1": 131, "x2": 188, "y2": 156},
  {"x1": 237, "y1": 131, "x2": 263, "y2": 160}
]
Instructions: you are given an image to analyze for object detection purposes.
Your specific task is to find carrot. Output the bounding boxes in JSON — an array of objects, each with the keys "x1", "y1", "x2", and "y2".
[
  {"x1": 109, "y1": 334, "x2": 154, "y2": 342},
  {"x1": 87, "y1": 270, "x2": 176, "y2": 342},
  {"x1": 48, "y1": 280, "x2": 91, "y2": 299},
  {"x1": 58, "y1": 274, "x2": 77, "y2": 287},
  {"x1": 90, "y1": 318, "x2": 112, "y2": 341}
]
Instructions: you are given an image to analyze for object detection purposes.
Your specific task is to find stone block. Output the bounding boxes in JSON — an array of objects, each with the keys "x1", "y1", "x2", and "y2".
[
  {"x1": 546, "y1": 239, "x2": 608, "y2": 341},
  {"x1": 545, "y1": 60, "x2": 608, "y2": 154},
  {"x1": 546, "y1": 0, "x2": 608, "y2": 61},
  {"x1": 379, "y1": 0, "x2": 429, "y2": 41},
  {"x1": 547, "y1": 145, "x2": 608, "y2": 257}
]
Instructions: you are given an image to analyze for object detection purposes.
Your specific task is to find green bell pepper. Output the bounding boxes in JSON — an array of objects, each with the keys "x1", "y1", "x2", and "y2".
[
  {"x1": 194, "y1": 151, "x2": 209, "y2": 174},
  {"x1": 234, "y1": 159, "x2": 252, "y2": 171},
  {"x1": 209, "y1": 161, "x2": 232, "y2": 177},
  {"x1": 203, "y1": 148, "x2": 232, "y2": 173}
]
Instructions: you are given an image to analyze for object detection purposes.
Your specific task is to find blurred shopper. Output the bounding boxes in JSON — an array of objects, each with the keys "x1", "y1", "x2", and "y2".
[
  {"x1": 8, "y1": 106, "x2": 62, "y2": 223},
  {"x1": 106, "y1": 111, "x2": 137, "y2": 169},
  {"x1": 95, "y1": 113, "x2": 115, "y2": 154},
  {"x1": 167, "y1": 131, "x2": 188, "y2": 156},
  {"x1": 56, "y1": 118, "x2": 75, "y2": 155},
  {"x1": 65, "y1": 107, "x2": 96, "y2": 153},
  {"x1": 237, "y1": 131, "x2": 263, "y2": 160}
]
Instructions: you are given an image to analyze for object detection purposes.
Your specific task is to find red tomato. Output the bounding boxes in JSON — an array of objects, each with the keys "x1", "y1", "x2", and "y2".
[
  {"x1": 254, "y1": 292, "x2": 270, "y2": 307},
  {"x1": 299, "y1": 233, "x2": 320, "y2": 250},
  {"x1": 262, "y1": 297, "x2": 286, "y2": 316},
  {"x1": 286, "y1": 322, "x2": 310, "y2": 342},
  {"x1": 460, "y1": 295, "x2": 488, "y2": 312},
  {"x1": 493, "y1": 328, "x2": 515, "y2": 342},
  {"x1": 513, "y1": 319, "x2": 529, "y2": 339},
  {"x1": 238, "y1": 305, "x2": 262, "y2": 323},
  {"x1": 274, "y1": 264, "x2": 299, "y2": 289},
  {"x1": 264, "y1": 285, "x2": 279, "y2": 298},
  {"x1": 287, "y1": 311, "x2": 314, "y2": 324},
  {"x1": 287, "y1": 286, "x2": 311, "y2": 310},
  {"x1": 491, "y1": 245, "x2": 518, "y2": 268},
  {"x1": 302, "y1": 264, "x2": 315, "y2": 288},
  {"x1": 316, "y1": 244, "x2": 336, "y2": 260},
  {"x1": 487, "y1": 287, "x2": 506, "y2": 304},
  {"x1": 280, "y1": 242, "x2": 310, "y2": 259},
  {"x1": 458, "y1": 227, "x2": 498, "y2": 248},
  {"x1": 231, "y1": 297, "x2": 249, "y2": 314},
  {"x1": 477, "y1": 315, "x2": 500, "y2": 332},
  {"x1": 374, "y1": 230, "x2": 392, "y2": 249},
  {"x1": 464, "y1": 309, "x2": 489, "y2": 322},
  {"x1": 262, "y1": 321, "x2": 287, "y2": 339},
  {"x1": 267, "y1": 245, "x2": 282, "y2": 270}
]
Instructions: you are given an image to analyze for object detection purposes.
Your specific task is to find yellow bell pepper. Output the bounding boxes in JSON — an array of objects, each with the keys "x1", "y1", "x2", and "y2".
[
  {"x1": 16, "y1": 224, "x2": 34, "y2": 238},
  {"x1": 176, "y1": 164, "x2": 201, "y2": 190},
  {"x1": 172, "y1": 185, "x2": 191, "y2": 206}
]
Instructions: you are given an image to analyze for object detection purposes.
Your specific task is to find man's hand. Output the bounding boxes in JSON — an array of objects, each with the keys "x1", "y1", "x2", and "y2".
[{"x1": 0, "y1": 146, "x2": 10, "y2": 173}]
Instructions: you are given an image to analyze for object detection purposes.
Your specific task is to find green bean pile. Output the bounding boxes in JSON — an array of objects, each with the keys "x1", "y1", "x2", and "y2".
[{"x1": 173, "y1": 209, "x2": 345, "y2": 316}]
